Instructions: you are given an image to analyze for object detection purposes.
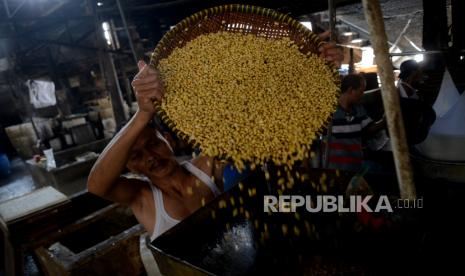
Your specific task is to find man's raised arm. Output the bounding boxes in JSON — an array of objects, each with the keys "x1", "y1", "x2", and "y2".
[{"x1": 87, "y1": 61, "x2": 164, "y2": 203}]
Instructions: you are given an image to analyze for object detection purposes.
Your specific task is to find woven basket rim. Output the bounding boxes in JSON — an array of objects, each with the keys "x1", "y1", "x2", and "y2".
[{"x1": 151, "y1": 4, "x2": 328, "y2": 67}]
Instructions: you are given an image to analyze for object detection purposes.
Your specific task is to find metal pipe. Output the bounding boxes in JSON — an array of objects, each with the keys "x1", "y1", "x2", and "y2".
[
  {"x1": 91, "y1": 0, "x2": 128, "y2": 127},
  {"x1": 91, "y1": 0, "x2": 107, "y2": 104},
  {"x1": 9, "y1": 0, "x2": 26, "y2": 18},
  {"x1": 403, "y1": 35, "x2": 422, "y2": 51},
  {"x1": 115, "y1": 0, "x2": 138, "y2": 65},
  {"x1": 389, "y1": 19, "x2": 412, "y2": 52},
  {"x1": 337, "y1": 17, "x2": 369, "y2": 35},
  {"x1": 336, "y1": 43, "x2": 364, "y2": 50},
  {"x1": 362, "y1": 0, "x2": 416, "y2": 200},
  {"x1": 322, "y1": 0, "x2": 337, "y2": 169},
  {"x1": 328, "y1": 0, "x2": 336, "y2": 41},
  {"x1": 337, "y1": 44, "x2": 465, "y2": 56},
  {"x1": 98, "y1": 0, "x2": 192, "y2": 14},
  {"x1": 389, "y1": 49, "x2": 465, "y2": 56},
  {"x1": 2, "y1": 0, "x2": 10, "y2": 17}
]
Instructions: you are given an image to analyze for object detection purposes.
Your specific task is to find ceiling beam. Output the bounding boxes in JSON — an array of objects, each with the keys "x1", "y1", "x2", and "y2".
[
  {"x1": 2, "y1": 0, "x2": 10, "y2": 17},
  {"x1": 75, "y1": 28, "x2": 95, "y2": 44},
  {"x1": 97, "y1": 0, "x2": 195, "y2": 14},
  {"x1": 25, "y1": 37, "x2": 133, "y2": 56},
  {"x1": 0, "y1": 15, "x2": 93, "y2": 24},
  {"x1": 39, "y1": 0, "x2": 72, "y2": 17},
  {"x1": 9, "y1": 0, "x2": 27, "y2": 18}
]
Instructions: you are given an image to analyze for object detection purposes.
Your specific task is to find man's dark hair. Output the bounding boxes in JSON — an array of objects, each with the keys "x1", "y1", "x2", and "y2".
[
  {"x1": 399, "y1": 60, "x2": 419, "y2": 80},
  {"x1": 341, "y1": 74, "x2": 365, "y2": 93}
]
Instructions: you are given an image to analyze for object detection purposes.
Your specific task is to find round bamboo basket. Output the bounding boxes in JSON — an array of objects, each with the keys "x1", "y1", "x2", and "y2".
[{"x1": 150, "y1": 4, "x2": 340, "y2": 161}]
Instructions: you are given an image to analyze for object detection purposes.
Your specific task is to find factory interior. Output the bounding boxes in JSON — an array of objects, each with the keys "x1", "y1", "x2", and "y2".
[{"x1": 0, "y1": 0, "x2": 464, "y2": 275}]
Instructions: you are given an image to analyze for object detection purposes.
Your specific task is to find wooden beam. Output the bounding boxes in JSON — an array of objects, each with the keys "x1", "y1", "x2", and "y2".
[{"x1": 362, "y1": 0, "x2": 416, "y2": 200}]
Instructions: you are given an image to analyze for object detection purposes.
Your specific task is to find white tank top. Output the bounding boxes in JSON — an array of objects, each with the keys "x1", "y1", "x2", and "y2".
[
  {"x1": 398, "y1": 81, "x2": 419, "y2": 100},
  {"x1": 149, "y1": 160, "x2": 221, "y2": 241}
]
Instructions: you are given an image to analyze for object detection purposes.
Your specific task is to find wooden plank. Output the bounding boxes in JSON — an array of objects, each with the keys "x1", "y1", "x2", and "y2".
[
  {"x1": 0, "y1": 186, "x2": 68, "y2": 223},
  {"x1": 0, "y1": 218, "x2": 16, "y2": 276},
  {"x1": 35, "y1": 247, "x2": 69, "y2": 276}
]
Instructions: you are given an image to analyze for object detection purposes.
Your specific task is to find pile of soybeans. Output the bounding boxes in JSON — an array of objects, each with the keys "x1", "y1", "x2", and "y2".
[{"x1": 156, "y1": 31, "x2": 339, "y2": 169}]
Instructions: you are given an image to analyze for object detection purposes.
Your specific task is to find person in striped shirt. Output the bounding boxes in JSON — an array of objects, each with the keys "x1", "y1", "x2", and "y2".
[{"x1": 327, "y1": 74, "x2": 385, "y2": 171}]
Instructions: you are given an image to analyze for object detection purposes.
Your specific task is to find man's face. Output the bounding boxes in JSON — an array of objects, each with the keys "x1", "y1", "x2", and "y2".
[
  {"x1": 350, "y1": 81, "x2": 366, "y2": 104},
  {"x1": 409, "y1": 70, "x2": 423, "y2": 88},
  {"x1": 126, "y1": 128, "x2": 177, "y2": 179}
]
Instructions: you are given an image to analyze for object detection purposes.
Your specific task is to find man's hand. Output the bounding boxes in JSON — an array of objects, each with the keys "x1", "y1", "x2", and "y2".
[
  {"x1": 131, "y1": 60, "x2": 164, "y2": 116},
  {"x1": 318, "y1": 31, "x2": 343, "y2": 68}
]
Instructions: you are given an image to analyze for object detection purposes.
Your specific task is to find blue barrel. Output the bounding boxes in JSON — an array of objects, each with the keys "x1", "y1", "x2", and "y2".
[{"x1": 0, "y1": 152, "x2": 11, "y2": 177}]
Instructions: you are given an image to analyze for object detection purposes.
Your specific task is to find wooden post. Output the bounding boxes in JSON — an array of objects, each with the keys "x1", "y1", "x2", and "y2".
[
  {"x1": 362, "y1": 0, "x2": 416, "y2": 199},
  {"x1": 349, "y1": 48, "x2": 355, "y2": 74}
]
